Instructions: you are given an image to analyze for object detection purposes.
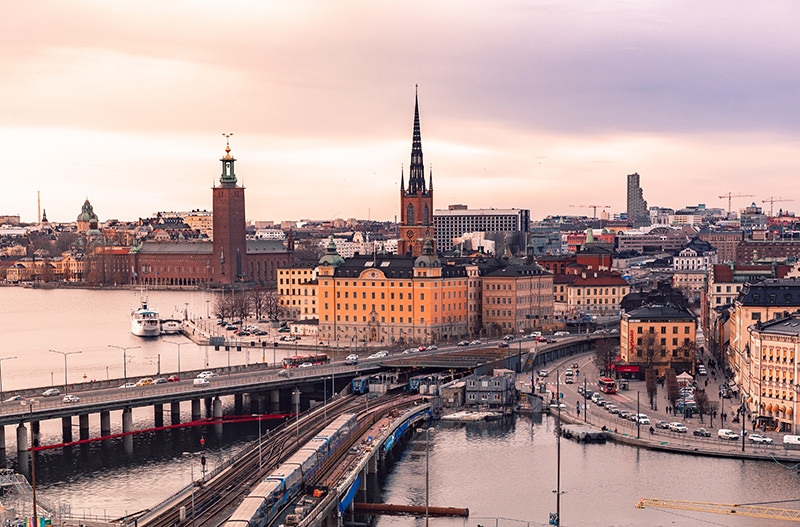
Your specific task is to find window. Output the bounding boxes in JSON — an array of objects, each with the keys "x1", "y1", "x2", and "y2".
[{"x1": 672, "y1": 326, "x2": 678, "y2": 334}]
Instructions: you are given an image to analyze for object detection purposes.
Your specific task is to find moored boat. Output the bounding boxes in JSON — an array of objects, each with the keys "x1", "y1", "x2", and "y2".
[
  {"x1": 131, "y1": 300, "x2": 161, "y2": 337},
  {"x1": 160, "y1": 319, "x2": 183, "y2": 334}
]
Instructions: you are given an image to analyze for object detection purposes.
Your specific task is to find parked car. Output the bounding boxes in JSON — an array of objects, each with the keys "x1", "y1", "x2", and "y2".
[
  {"x1": 42, "y1": 388, "x2": 61, "y2": 397},
  {"x1": 63, "y1": 394, "x2": 80, "y2": 403},
  {"x1": 718, "y1": 429, "x2": 739, "y2": 440},
  {"x1": 693, "y1": 428, "x2": 711, "y2": 437},
  {"x1": 669, "y1": 422, "x2": 688, "y2": 433},
  {"x1": 167, "y1": 375, "x2": 180, "y2": 382},
  {"x1": 748, "y1": 434, "x2": 774, "y2": 444},
  {"x1": 119, "y1": 383, "x2": 136, "y2": 389},
  {"x1": 193, "y1": 378, "x2": 210, "y2": 386},
  {"x1": 345, "y1": 354, "x2": 358, "y2": 365}
]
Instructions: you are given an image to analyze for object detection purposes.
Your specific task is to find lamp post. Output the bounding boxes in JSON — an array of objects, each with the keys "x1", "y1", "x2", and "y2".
[
  {"x1": 252, "y1": 414, "x2": 263, "y2": 472},
  {"x1": 165, "y1": 340, "x2": 183, "y2": 374},
  {"x1": 0, "y1": 356, "x2": 17, "y2": 400},
  {"x1": 108, "y1": 345, "x2": 140, "y2": 382},
  {"x1": 49, "y1": 349, "x2": 81, "y2": 395},
  {"x1": 182, "y1": 452, "x2": 197, "y2": 527},
  {"x1": 25, "y1": 400, "x2": 39, "y2": 527}
]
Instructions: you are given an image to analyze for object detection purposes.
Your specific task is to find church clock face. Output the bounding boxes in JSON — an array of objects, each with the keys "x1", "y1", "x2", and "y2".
[{"x1": 406, "y1": 229, "x2": 414, "y2": 239}]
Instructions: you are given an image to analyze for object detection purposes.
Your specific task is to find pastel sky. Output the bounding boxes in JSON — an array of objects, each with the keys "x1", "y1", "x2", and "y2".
[{"x1": 3, "y1": 1, "x2": 800, "y2": 224}]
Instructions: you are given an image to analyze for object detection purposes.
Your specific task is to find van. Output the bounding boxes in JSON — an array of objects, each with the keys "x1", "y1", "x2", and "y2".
[{"x1": 718, "y1": 429, "x2": 739, "y2": 440}]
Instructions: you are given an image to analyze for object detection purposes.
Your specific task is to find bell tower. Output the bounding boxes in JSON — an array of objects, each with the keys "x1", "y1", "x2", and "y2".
[
  {"x1": 212, "y1": 133, "x2": 247, "y2": 284},
  {"x1": 398, "y1": 88, "x2": 435, "y2": 256}
]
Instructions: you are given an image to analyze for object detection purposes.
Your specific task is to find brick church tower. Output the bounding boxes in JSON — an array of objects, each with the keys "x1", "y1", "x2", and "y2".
[
  {"x1": 398, "y1": 89, "x2": 435, "y2": 257},
  {"x1": 212, "y1": 136, "x2": 247, "y2": 284}
]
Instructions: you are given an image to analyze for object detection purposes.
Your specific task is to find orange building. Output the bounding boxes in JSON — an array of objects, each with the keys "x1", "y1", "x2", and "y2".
[
  {"x1": 481, "y1": 264, "x2": 554, "y2": 335},
  {"x1": 317, "y1": 240, "x2": 469, "y2": 346}
]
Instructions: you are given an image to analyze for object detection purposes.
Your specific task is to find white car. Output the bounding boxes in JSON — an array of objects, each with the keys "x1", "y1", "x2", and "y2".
[
  {"x1": 748, "y1": 434, "x2": 774, "y2": 444},
  {"x1": 554, "y1": 331, "x2": 570, "y2": 337},
  {"x1": 635, "y1": 414, "x2": 650, "y2": 424},
  {"x1": 539, "y1": 369, "x2": 549, "y2": 378},
  {"x1": 345, "y1": 354, "x2": 358, "y2": 364},
  {"x1": 718, "y1": 429, "x2": 739, "y2": 440},
  {"x1": 42, "y1": 388, "x2": 60, "y2": 397},
  {"x1": 193, "y1": 377, "x2": 210, "y2": 386},
  {"x1": 119, "y1": 383, "x2": 136, "y2": 389},
  {"x1": 470, "y1": 340, "x2": 482, "y2": 345},
  {"x1": 197, "y1": 371, "x2": 217, "y2": 379},
  {"x1": 299, "y1": 362, "x2": 313, "y2": 368},
  {"x1": 669, "y1": 422, "x2": 687, "y2": 433},
  {"x1": 63, "y1": 394, "x2": 80, "y2": 403}
]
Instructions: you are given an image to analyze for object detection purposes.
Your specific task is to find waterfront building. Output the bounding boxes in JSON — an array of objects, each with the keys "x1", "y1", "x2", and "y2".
[
  {"x1": 397, "y1": 91, "x2": 435, "y2": 257},
  {"x1": 481, "y1": 264, "x2": 554, "y2": 335},
  {"x1": 277, "y1": 265, "x2": 318, "y2": 320},
  {"x1": 317, "y1": 239, "x2": 470, "y2": 346},
  {"x1": 729, "y1": 280, "x2": 800, "y2": 398},
  {"x1": 465, "y1": 373, "x2": 515, "y2": 408},
  {"x1": 626, "y1": 172, "x2": 650, "y2": 228},
  {"x1": 745, "y1": 314, "x2": 800, "y2": 433},
  {"x1": 434, "y1": 205, "x2": 530, "y2": 254},
  {"x1": 619, "y1": 303, "x2": 696, "y2": 378}
]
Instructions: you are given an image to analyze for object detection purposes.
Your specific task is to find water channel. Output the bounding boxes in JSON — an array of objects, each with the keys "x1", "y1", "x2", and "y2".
[{"x1": 2, "y1": 288, "x2": 799, "y2": 526}]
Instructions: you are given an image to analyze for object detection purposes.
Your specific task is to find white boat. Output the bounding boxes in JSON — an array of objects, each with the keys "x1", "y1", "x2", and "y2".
[
  {"x1": 160, "y1": 319, "x2": 183, "y2": 334},
  {"x1": 131, "y1": 300, "x2": 161, "y2": 337}
]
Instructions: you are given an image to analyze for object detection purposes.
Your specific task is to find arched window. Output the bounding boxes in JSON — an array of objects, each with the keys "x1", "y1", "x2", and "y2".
[
  {"x1": 423, "y1": 204, "x2": 430, "y2": 225},
  {"x1": 407, "y1": 204, "x2": 415, "y2": 225}
]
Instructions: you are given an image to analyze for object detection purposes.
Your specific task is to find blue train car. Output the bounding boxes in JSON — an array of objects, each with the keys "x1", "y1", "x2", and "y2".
[
  {"x1": 225, "y1": 479, "x2": 282, "y2": 527},
  {"x1": 351, "y1": 375, "x2": 372, "y2": 394}
]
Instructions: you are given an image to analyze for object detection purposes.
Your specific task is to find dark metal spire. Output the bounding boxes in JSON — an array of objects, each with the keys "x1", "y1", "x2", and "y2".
[
  {"x1": 408, "y1": 86, "x2": 426, "y2": 194},
  {"x1": 400, "y1": 164, "x2": 405, "y2": 192}
]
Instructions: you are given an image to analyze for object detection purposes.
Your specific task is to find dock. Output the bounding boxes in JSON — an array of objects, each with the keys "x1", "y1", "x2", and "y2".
[{"x1": 559, "y1": 424, "x2": 607, "y2": 443}]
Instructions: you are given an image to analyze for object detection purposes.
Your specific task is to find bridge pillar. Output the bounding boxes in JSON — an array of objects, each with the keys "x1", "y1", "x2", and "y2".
[
  {"x1": 154, "y1": 404, "x2": 164, "y2": 428},
  {"x1": 79, "y1": 414, "x2": 90, "y2": 440},
  {"x1": 234, "y1": 394, "x2": 243, "y2": 414},
  {"x1": 171, "y1": 401, "x2": 181, "y2": 425},
  {"x1": 212, "y1": 397, "x2": 223, "y2": 436},
  {"x1": 368, "y1": 451, "x2": 378, "y2": 474},
  {"x1": 62, "y1": 417, "x2": 72, "y2": 443},
  {"x1": 16, "y1": 423, "x2": 27, "y2": 453},
  {"x1": 271, "y1": 389, "x2": 281, "y2": 414},
  {"x1": 204, "y1": 397, "x2": 213, "y2": 418},
  {"x1": 0, "y1": 425, "x2": 4, "y2": 451},
  {"x1": 100, "y1": 411, "x2": 111, "y2": 437},
  {"x1": 191, "y1": 399, "x2": 201, "y2": 422},
  {"x1": 31, "y1": 421, "x2": 40, "y2": 447},
  {"x1": 122, "y1": 408, "x2": 134, "y2": 453}
]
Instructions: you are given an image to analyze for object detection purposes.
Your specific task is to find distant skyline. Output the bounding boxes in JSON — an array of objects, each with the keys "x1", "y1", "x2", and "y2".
[{"x1": 3, "y1": 1, "x2": 800, "y2": 223}]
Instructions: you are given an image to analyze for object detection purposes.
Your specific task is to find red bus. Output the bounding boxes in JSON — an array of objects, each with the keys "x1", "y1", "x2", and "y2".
[
  {"x1": 283, "y1": 354, "x2": 330, "y2": 368},
  {"x1": 598, "y1": 377, "x2": 617, "y2": 394}
]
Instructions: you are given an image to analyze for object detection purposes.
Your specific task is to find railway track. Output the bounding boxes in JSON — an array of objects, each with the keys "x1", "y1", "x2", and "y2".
[{"x1": 141, "y1": 392, "x2": 414, "y2": 527}]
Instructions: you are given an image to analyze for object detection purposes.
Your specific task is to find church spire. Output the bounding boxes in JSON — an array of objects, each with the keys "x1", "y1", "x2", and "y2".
[
  {"x1": 400, "y1": 164, "x2": 405, "y2": 192},
  {"x1": 408, "y1": 85, "x2": 426, "y2": 194}
]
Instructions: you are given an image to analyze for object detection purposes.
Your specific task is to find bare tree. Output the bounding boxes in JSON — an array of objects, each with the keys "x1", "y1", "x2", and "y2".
[
  {"x1": 695, "y1": 389, "x2": 710, "y2": 424},
  {"x1": 645, "y1": 367, "x2": 658, "y2": 410},
  {"x1": 665, "y1": 368, "x2": 680, "y2": 411},
  {"x1": 593, "y1": 338, "x2": 616, "y2": 376},
  {"x1": 707, "y1": 400, "x2": 719, "y2": 427},
  {"x1": 214, "y1": 295, "x2": 235, "y2": 321},
  {"x1": 248, "y1": 288, "x2": 269, "y2": 320},
  {"x1": 635, "y1": 331, "x2": 664, "y2": 370},
  {"x1": 292, "y1": 238, "x2": 325, "y2": 267}
]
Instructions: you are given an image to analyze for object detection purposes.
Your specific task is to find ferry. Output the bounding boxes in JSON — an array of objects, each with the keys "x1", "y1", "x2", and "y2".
[
  {"x1": 131, "y1": 300, "x2": 161, "y2": 337},
  {"x1": 160, "y1": 319, "x2": 183, "y2": 334}
]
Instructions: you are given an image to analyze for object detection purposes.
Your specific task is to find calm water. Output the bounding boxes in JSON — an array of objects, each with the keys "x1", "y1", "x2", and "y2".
[{"x1": 3, "y1": 288, "x2": 800, "y2": 525}]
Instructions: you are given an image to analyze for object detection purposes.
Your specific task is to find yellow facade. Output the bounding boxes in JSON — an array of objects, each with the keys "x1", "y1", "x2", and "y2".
[
  {"x1": 620, "y1": 306, "x2": 696, "y2": 377},
  {"x1": 317, "y1": 256, "x2": 470, "y2": 346},
  {"x1": 277, "y1": 267, "x2": 318, "y2": 320}
]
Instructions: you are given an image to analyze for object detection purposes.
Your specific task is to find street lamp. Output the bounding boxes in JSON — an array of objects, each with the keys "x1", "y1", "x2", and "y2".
[
  {"x1": 108, "y1": 345, "x2": 141, "y2": 382},
  {"x1": 165, "y1": 340, "x2": 183, "y2": 374},
  {"x1": 49, "y1": 349, "x2": 81, "y2": 395},
  {"x1": 0, "y1": 356, "x2": 17, "y2": 400}
]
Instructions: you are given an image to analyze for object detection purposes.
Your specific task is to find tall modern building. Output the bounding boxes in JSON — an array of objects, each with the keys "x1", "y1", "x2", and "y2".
[
  {"x1": 434, "y1": 206, "x2": 530, "y2": 253},
  {"x1": 626, "y1": 172, "x2": 650, "y2": 228},
  {"x1": 212, "y1": 138, "x2": 248, "y2": 283},
  {"x1": 398, "y1": 90, "x2": 434, "y2": 257}
]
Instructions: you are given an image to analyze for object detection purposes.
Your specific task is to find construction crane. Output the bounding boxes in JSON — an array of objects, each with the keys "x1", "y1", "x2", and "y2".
[
  {"x1": 569, "y1": 204, "x2": 611, "y2": 219},
  {"x1": 718, "y1": 192, "x2": 755, "y2": 214},
  {"x1": 636, "y1": 498, "x2": 800, "y2": 522},
  {"x1": 761, "y1": 196, "x2": 795, "y2": 217}
]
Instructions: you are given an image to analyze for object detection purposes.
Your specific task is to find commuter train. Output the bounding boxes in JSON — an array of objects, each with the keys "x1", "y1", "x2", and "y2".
[
  {"x1": 351, "y1": 375, "x2": 373, "y2": 394},
  {"x1": 224, "y1": 413, "x2": 359, "y2": 527}
]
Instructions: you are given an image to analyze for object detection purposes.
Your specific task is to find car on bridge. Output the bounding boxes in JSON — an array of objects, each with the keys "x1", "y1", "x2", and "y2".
[
  {"x1": 42, "y1": 388, "x2": 60, "y2": 397},
  {"x1": 153, "y1": 377, "x2": 168, "y2": 384},
  {"x1": 197, "y1": 371, "x2": 218, "y2": 379},
  {"x1": 427, "y1": 345, "x2": 438, "y2": 351},
  {"x1": 4, "y1": 395, "x2": 24, "y2": 403},
  {"x1": 193, "y1": 377, "x2": 210, "y2": 386},
  {"x1": 470, "y1": 340, "x2": 482, "y2": 346},
  {"x1": 457, "y1": 341, "x2": 470, "y2": 346},
  {"x1": 345, "y1": 354, "x2": 358, "y2": 365},
  {"x1": 63, "y1": 394, "x2": 80, "y2": 403},
  {"x1": 135, "y1": 377, "x2": 153, "y2": 386},
  {"x1": 167, "y1": 375, "x2": 180, "y2": 382},
  {"x1": 119, "y1": 383, "x2": 136, "y2": 389}
]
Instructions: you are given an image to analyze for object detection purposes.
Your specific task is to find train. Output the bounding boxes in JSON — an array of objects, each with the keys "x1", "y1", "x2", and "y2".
[{"x1": 224, "y1": 413, "x2": 359, "y2": 527}]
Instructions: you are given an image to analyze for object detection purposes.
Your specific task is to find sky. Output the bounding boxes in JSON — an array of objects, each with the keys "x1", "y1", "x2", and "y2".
[{"x1": 3, "y1": 1, "x2": 800, "y2": 224}]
